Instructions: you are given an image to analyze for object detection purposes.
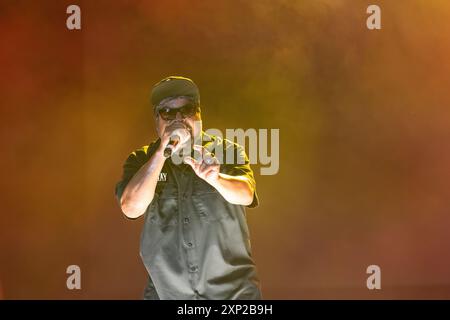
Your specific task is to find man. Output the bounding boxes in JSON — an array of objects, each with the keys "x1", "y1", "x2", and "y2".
[{"x1": 115, "y1": 76, "x2": 261, "y2": 299}]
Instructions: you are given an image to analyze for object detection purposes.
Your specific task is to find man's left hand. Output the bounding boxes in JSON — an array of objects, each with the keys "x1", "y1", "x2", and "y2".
[{"x1": 184, "y1": 145, "x2": 220, "y2": 184}]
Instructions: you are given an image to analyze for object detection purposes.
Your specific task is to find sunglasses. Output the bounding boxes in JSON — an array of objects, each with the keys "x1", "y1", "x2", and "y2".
[{"x1": 157, "y1": 103, "x2": 200, "y2": 121}]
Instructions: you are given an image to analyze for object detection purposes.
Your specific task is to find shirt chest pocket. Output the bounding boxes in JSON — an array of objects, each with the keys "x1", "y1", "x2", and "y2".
[
  {"x1": 191, "y1": 179, "x2": 231, "y2": 222},
  {"x1": 148, "y1": 182, "x2": 179, "y2": 226},
  {"x1": 156, "y1": 181, "x2": 178, "y2": 199}
]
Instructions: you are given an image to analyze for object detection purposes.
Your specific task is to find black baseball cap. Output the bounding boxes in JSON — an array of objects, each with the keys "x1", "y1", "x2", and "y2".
[{"x1": 151, "y1": 76, "x2": 200, "y2": 109}]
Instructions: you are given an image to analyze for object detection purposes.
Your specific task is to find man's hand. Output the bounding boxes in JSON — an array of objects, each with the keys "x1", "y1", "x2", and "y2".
[
  {"x1": 184, "y1": 145, "x2": 220, "y2": 184},
  {"x1": 184, "y1": 145, "x2": 254, "y2": 206},
  {"x1": 157, "y1": 122, "x2": 190, "y2": 156}
]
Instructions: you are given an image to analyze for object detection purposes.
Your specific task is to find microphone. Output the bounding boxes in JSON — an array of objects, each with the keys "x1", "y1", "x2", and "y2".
[{"x1": 163, "y1": 128, "x2": 190, "y2": 158}]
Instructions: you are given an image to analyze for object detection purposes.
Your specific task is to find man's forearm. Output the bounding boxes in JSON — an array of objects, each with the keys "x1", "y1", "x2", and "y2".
[
  {"x1": 209, "y1": 173, "x2": 255, "y2": 206},
  {"x1": 120, "y1": 149, "x2": 166, "y2": 218}
]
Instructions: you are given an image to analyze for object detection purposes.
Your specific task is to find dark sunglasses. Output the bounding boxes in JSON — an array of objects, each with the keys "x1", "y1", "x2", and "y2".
[{"x1": 157, "y1": 103, "x2": 200, "y2": 121}]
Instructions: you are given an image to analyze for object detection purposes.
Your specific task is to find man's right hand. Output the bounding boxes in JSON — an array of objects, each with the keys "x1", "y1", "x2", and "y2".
[{"x1": 157, "y1": 123, "x2": 190, "y2": 156}]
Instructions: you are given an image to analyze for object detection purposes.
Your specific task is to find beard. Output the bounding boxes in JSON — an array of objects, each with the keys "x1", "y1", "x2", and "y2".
[{"x1": 166, "y1": 120, "x2": 192, "y2": 136}]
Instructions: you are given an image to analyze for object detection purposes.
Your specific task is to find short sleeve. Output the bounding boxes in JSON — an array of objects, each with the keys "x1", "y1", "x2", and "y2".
[
  {"x1": 114, "y1": 145, "x2": 152, "y2": 205},
  {"x1": 220, "y1": 143, "x2": 259, "y2": 208}
]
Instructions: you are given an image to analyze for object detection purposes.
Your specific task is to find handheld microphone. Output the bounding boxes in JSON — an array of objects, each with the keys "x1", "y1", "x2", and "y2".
[{"x1": 163, "y1": 128, "x2": 190, "y2": 158}]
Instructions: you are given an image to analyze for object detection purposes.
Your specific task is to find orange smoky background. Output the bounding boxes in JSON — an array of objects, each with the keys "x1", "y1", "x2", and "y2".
[{"x1": 1, "y1": 0, "x2": 450, "y2": 299}]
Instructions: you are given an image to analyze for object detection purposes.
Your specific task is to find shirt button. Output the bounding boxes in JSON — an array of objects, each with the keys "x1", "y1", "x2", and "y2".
[
  {"x1": 187, "y1": 242, "x2": 193, "y2": 247},
  {"x1": 190, "y1": 265, "x2": 198, "y2": 272},
  {"x1": 184, "y1": 217, "x2": 190, "y2": 224}
]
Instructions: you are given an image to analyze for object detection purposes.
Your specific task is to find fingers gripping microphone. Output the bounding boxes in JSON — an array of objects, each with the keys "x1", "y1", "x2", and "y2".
[
  {"x1": 163, "y1": 137, "x2": 179, "y2": 158},
  {"x1": 163, "y1": 128, "x2": 190, "y2": 158}
]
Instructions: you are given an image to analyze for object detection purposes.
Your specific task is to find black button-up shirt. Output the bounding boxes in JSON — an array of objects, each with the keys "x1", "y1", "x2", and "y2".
[{"x1": 115, "y1": 133, "x2": 261, "y2": 299}]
